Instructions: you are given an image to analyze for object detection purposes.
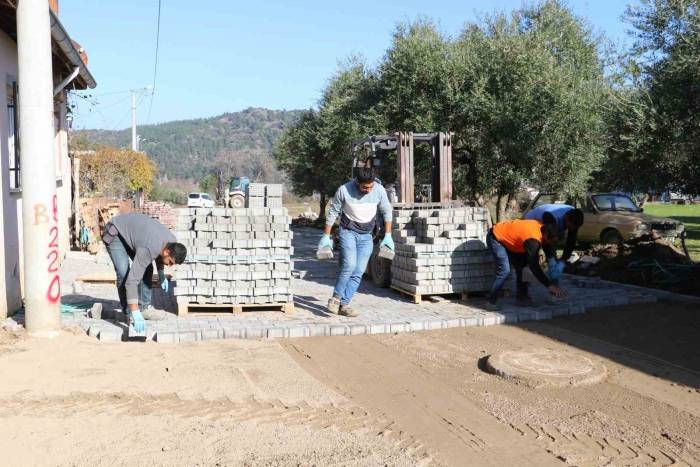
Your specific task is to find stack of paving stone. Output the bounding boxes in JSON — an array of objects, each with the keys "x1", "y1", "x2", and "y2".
[
  {"x1": 246, "y1": 183, "x2": 283, "y2": 208},
  {"x1": 391, "y1": 205, "x2": 494, "y2": 297},
  {"x1": 172, "y1": 206, "x2": 294, "y2": 308}
]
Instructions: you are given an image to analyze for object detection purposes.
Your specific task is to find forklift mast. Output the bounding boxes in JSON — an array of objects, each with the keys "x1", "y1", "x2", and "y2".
[{"x1": 351, "y1": 132, "x2": 453, "y2": 204}]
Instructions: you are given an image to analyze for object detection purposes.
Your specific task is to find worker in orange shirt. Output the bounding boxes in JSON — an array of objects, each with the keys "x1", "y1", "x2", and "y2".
[{"x1": 485, "y1": 219, "x2": 567, "y2": 310}]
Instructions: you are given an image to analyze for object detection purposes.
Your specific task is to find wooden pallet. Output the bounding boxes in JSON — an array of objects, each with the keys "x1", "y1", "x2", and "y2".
[
  {"x1": 176, "y1": 301, "x2": 295, "y2": 317},
  {"x1": 391, "y1": 285, "x2": 469, "y2": 305}
]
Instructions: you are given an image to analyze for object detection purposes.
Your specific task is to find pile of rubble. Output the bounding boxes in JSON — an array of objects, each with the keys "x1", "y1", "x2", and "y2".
[
  {"x1": 172, "y1": 206, "x2": 294, "y2": 308},
  {"x1": 391, "y1": 205, "x2": 495, "y2": 297},
  {"x1": 137, "y1": 200, "x2": 176, "y2": 229}
]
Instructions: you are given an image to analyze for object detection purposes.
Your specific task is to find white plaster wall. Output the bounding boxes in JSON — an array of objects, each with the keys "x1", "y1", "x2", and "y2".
[
  {"x1": 0, "y1": 30, "x2": 23, "y2": 318},
  {"x1": 55, "y1": 91, "x2": 71, "y2": 262}
]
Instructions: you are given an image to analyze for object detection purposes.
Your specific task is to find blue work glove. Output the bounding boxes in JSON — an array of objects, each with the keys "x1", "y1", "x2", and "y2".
[
  {"x1": 129, "y1": 309, "x2": 146, "y2": 333},
  {"x1": 158, "y1": 270, "x2": 169, "y2": 293},
  {"x1": 318, "y1": 234, "x2": 332, "y2": 249},
  {"x1": 379, "y1": 233, "x2": 395, "y2": 251}
]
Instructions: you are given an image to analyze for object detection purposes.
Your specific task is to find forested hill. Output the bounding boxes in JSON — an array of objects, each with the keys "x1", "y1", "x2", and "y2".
[{"x1": 76, "y1": 107, "x2": 303, "y2": 180}]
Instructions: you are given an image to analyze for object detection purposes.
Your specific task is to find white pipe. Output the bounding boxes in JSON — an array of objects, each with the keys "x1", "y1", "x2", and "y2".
[
  {"x1": 53, "y1": 66, "x2": 79, "y2": 96},
  {"x1": 17, "y1": 0, "x2": 61, "y2": 336}
]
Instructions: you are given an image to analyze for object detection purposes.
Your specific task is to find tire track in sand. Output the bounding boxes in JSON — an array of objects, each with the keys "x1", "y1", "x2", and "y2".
[
  {"x1": 283, "y1": 336, "x2": 561, "y2": 467},
  {"x1": 0, "y1": 392, "x2": 433, "y2": 463},
  {"x1": 498, "y1": 418, "x2": 698, "y2": 466}
]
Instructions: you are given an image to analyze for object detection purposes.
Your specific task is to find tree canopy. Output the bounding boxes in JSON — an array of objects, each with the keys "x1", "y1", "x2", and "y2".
[{"x1": 274, "y1": 0, "x2": 611, "y2": 220}]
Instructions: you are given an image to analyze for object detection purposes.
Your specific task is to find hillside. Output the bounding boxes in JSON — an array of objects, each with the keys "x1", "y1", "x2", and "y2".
[{"x1": 76, "y1": 107, "x2": 303, "y2": 181}]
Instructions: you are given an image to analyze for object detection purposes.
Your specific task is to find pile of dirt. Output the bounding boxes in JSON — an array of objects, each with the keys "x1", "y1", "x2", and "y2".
[{"x1": 571, "y1": 240, "x2": 700, "y2": 296}]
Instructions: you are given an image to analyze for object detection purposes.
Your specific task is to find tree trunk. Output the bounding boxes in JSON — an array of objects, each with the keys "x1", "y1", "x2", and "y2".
[
  {"x1": 495, "y1": 193, "x2": 504, "y2": 223},
  {"x1": 318, "y1": 193, "x2": 327, "y2": 224}
]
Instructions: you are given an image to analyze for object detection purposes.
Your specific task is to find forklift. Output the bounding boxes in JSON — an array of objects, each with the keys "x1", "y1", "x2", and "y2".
[{"x1": 349, "y1": 131, "x2": 458, "y2": 287}]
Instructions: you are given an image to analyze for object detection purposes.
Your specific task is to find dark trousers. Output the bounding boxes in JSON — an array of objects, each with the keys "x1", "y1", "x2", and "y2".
[
  {"x1": 104, "y1": 235, "x2": 153, "y2": 312},
  {"x1": 487, "y1": 230, "x2": 529, "y2": 303}
]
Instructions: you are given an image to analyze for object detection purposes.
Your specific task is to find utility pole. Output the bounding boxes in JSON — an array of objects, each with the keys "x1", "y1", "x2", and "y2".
[
  {"x1": 131, "y1": 91, "x2": 137, "y2": 151},
  {"x1": 17, "y1": 0, "x2": 61, "y2": 336}
]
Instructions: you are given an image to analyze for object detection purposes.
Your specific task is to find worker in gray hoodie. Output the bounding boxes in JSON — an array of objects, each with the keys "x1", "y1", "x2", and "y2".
[{"x1": 102, "y1": 213, "x2": 187, "y2": 331}]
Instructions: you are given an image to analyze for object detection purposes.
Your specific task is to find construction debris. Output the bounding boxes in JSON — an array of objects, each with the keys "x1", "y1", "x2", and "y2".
[
  {"x1": 570, "y1": 240, "x2": 699, "y2": 296},
  {"x1": 172, "y1": 206, "x2": 294, "y2": 312},
  {"x1": 390, "y1": 205, "x2": 495, "y2": 301}
]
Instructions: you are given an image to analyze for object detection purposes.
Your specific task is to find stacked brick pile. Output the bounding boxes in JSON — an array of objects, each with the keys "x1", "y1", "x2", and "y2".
[
  {"x1": 138, "y1": 201, "x2": 176, "y2": 229},
  {"x1": 172, "y1": 207, "x2": 294, "y2": 307},
  {"x1": 391, "y1": 205, "x2": 495, "y2": 296},
  {"x1": 247, "y1": 183, "x2": 283, "y2": 208}
]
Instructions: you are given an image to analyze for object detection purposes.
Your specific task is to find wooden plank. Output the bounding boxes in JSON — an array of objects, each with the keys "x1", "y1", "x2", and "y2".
[
  {"x1": 391, "y1": 285, "x2": 469, "y2": 306},
  {"x1": 176, "y1": 301, "x2": 294, "y2": 317},
  {"x1": 75, "y1": 272, "x2": 117, "y2": 283}
]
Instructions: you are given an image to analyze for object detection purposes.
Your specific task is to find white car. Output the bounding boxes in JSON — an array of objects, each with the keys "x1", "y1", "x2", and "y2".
[{"x1": 187, "y1": 192, "x2": 215, "y2": 208}]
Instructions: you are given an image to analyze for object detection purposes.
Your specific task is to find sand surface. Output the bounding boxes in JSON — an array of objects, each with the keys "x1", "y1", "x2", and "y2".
[
  {"x1": 1, "y1": 302, "x2": 699, "y2": 466},
  {"x1": 0, "y1": 329, "x2": 417, "y2": 466}
]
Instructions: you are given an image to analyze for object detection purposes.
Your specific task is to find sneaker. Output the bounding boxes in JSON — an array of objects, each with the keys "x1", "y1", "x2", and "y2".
[
  {"x1": 339, "y1": 305, "x2": 359, "y2": 317},
  {"x1": 327, "y1": 297, "x2": 340, "y2": 314},
  {"x1": 483, "y1": 301, "x2": 501, "y2": 312},
  {"x1": 141, "y1": 305, "x2": 170, "y2": 321}
]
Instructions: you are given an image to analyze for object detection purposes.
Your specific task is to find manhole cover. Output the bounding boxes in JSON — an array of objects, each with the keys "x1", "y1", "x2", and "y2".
[{"x1": 485, "y1": 348, "x2": 607, "y2": 388}]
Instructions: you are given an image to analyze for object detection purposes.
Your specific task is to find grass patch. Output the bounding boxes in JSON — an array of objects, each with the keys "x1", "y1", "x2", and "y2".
[{"x1": 642, "y1": 203, "x2": 700, "y2": 261}]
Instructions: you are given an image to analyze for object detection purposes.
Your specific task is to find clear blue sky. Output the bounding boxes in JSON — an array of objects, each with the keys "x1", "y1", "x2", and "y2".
[{"x1": 60, "y1": 0, "x2": 637, "y2": 130}]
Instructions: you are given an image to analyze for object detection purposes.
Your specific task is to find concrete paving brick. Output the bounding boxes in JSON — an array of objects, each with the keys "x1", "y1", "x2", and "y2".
[
  {"x1": 201, "y1": 328, "x2": 222, "y2": 340},
  {"x1": 97, "y1": 327, "x2": 124, "y2": 342},
  {"x1": 330, "y1": 325, "x2": 348, "y2": 336},
  {"x1": 178, "y1": 330, "x2": 200, "y2": 342},
  {"x1": 288, "y1": 326, "x2": 310, "y2": 338},
  {"x1": 223, "y1": 327, "x2": 243, "y2": 339},
  {"x1": 156, "y1": 331, "x2": 179, "y2": 343},
  {"x1": 267, "y1": 327, "x2": 289, "y2": 338},
  {"x1": 244, "y1": 327, "x2": 265, "y2": 339}
]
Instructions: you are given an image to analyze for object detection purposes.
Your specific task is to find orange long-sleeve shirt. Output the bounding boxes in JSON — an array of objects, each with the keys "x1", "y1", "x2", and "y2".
[{"x1": 492, "y1": 219, "x2": 543, "y2": 253}]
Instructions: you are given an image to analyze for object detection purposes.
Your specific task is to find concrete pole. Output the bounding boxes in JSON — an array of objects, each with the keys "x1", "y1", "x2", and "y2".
[
  {"x1": 131, "y1": 91, "x2": 137, "y2": 151},
  {"x1": 17, "y1": 0, "x2": 61, "y2": 336}
]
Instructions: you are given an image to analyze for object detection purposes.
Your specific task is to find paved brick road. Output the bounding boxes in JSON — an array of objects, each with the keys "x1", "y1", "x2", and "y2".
[{"x1": 4, "y1": 227, "x2": 659, "y2": 343}]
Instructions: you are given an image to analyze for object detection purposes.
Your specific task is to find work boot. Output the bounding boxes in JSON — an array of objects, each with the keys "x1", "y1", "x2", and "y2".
[
  {"x1": 338, "y1": 305, "x2": 359, "y2": 317},
  {"x1": 327, "y1": 296, "x2": 340, "y2": 314},
  {"x1": 483, "y1": 300, "x2": 501, "y2": 312}
]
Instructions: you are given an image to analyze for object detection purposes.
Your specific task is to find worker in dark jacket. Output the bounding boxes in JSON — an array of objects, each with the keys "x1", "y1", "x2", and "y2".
[
  {"x1": 485, "y1": 219, "x2": 566, "y2": 310},
  {"x1": 103, "y1": 213, "x2": 187, "y2": 331}
]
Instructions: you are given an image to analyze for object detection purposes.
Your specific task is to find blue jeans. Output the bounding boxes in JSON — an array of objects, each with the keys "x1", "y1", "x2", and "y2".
[
  {"x1": 105, "y1": 236, "x2": 153, "y2": 312},
  {"x1": 334, "y1": 227, "x2": 374, "y2": 306},
  {"x1": 487, "y1": 230, "x2": 511, "y2": 303}
]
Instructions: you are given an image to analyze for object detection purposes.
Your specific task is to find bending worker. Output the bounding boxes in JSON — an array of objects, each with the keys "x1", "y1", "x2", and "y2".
[
  {"x1": 318, "y1": 168, "x2": 394, "y2": 317},
  {"x1": 485, "y1": 219, "x2": 566, "y2": 310},
  {"x1": 103, "y1": 213, "x2": 187, "y2": 331},
  {"x1": 525, "y1": 204, "x2": 584, "y2": 281}
]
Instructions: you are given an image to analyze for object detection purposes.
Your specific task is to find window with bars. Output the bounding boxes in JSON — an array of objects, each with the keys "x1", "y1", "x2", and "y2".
[{"x1": 7, "y1": 81, "x2": 20, "y2": 190}]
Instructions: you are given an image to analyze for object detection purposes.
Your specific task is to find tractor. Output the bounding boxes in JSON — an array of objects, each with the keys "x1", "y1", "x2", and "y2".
[
  {"x1": 349, "y1": 132, "x2": 457, "y2": 287},
  {"x1": 225, "y1": 176, "x2": 250, "y2": 208}
]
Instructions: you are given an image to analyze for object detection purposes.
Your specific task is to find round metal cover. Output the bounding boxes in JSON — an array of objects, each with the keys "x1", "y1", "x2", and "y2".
[{"x1": 485, "y1": 348, "x2": 607, "y2": 388}]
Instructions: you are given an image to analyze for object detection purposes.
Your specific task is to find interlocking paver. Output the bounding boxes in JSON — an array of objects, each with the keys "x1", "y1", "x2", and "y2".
[{"x1": 0, "y1": 227, "x2": 654, "y2": 344}]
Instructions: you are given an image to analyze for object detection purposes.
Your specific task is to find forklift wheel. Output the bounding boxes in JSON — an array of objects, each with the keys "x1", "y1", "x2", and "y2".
[
  {"x1": 228, "y1": 194, "x2": 245, "y2": 208},
  {"x1": 370, "y1": 253, "x2": 392, "y2": 288}
]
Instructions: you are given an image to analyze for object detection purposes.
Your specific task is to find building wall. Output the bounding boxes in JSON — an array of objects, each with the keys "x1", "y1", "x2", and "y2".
[
  {"x1": 0, "y1": 30, "x2": 22, "y2": 319},
  {"x1": 0, "y1": 28, "x2": 74, "y2": 319},
  {"x1": 55, "y1": 91, "x2": 71, "y2": 261}
]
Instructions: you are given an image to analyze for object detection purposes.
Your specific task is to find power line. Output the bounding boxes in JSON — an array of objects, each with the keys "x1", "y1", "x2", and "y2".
[{"x1": 146, "y1": 0, "x2": 162, "y2": 124}]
